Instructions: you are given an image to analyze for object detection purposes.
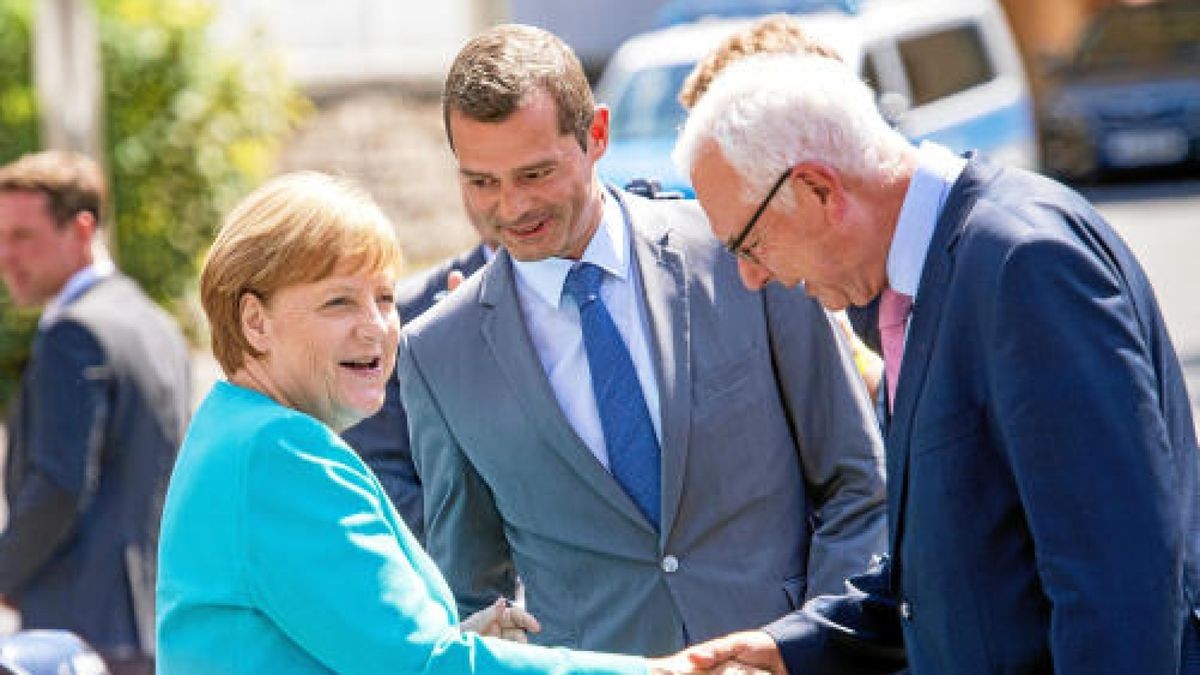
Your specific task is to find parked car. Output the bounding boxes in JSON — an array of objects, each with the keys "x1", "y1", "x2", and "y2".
[
  {"x1": 596, "y1": 0, "x2": 1039, "y2": 195},
  {"x1": 1040, "y1": 0, "x2": 1200, "y2": 181}
]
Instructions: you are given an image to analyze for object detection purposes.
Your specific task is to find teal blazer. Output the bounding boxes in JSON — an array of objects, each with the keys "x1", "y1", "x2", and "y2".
[{"x1": 157, "y1": 381, "x2": 646, "y2": 674}]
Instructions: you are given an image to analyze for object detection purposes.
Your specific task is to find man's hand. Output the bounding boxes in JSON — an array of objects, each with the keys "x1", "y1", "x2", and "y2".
[
  {"x1": 833, "y1": 310, "x2": 883, "y2": 401},
  {"x1": 432, "y1": 269, "x2": 468, "y2": 305},
  {"x1": 461, "y1": 597, "x2": 541, "y2": 643},
  {"x1": 680, "y1": 630, "x2": 786, "y2": 674},
  {"x1": 646, "y1": 653, "x2": 771, "y2": 674}
]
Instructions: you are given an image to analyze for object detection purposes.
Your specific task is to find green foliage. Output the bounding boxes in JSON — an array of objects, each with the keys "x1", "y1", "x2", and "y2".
[
  {"x1": 0, "y1": 0, "x2": 37, "y2": 160},
  {"x1": 0, "y1": 0, "x2": 41, "y2": 409},
  {"x1": 99, "y1": 0, "x2": 307, "y2": 307},
  {"x1": 0, "y1": 0, "x2": 307, "y2": 409},
  {"x1": 0, "y1": 296, "x2": 37, "y2": 405}
]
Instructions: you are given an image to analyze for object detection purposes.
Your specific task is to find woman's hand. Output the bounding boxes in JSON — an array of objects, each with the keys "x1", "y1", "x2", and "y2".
[
  {"x1": 647, "y1": 631, "x2": 783, "y2": 674},
  {"x1": 833, "y1": 310, "x2": 883, "y2": 401},
  {"x1": 461, "y1": 597, "x2": 541, "y2": 643}
]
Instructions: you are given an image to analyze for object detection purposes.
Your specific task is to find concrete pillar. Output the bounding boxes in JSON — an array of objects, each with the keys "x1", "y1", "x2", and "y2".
[{"x1": 34, "y1": 0, "x2": 103, "y2": 160}]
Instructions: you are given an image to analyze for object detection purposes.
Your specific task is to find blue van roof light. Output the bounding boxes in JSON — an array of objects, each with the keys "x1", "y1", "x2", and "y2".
[{"x1": 656, "y1": 0, "x2": 861, "y2": 27}]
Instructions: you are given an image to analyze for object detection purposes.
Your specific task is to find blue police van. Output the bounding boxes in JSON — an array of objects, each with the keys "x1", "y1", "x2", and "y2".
[{"x1": 597, "y1": 0, "x2": 1040, "y2": 196}]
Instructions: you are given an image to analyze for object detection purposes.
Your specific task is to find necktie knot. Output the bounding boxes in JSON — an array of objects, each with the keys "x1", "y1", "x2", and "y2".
[{"x1": 564, "y1": 262, "x2": 605, "y2": 308}]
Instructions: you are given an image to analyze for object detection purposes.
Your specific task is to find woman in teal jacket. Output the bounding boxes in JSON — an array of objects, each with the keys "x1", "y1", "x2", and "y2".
[{"x1": 156, "y1": 173, "x2": 685, "y2": 674}]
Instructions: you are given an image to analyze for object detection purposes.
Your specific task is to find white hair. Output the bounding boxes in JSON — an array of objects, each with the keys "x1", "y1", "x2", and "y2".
[{"x1": 673, "y1": 53, "x2": 910, "y2": 200}]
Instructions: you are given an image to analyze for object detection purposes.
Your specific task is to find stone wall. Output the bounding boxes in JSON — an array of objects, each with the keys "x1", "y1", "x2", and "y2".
[{"x1": 276, "y1": 88, "x2": 479, "y2": 271}]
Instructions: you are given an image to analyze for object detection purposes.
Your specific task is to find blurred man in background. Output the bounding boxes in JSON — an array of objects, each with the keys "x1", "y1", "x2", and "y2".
[{"x1": 0, "y1": 151, "x2": 190, "y2": 675}]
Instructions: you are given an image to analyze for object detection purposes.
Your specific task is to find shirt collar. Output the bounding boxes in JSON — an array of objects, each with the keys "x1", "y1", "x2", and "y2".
[
  {"x1": 39, "y1": 258, "x2": 115, "y2": 328},
  {"x1": 512, "y1": 192, "x2": 628, "y2": 309},
  {"x1": 886, "y1": 142, "x2": 967, "y2": 297}
]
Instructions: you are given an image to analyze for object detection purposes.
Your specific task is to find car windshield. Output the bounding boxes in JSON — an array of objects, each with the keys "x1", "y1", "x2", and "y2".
[
  {"x1": 608, "y1": 63, "x2": 695, "y2": 140},
  {"x1": 1074, "y1": 2, "x2": 1200, "y2": 71}
]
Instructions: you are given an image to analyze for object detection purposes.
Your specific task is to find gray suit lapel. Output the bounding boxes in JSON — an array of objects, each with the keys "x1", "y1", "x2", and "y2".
[
  {"x1": 478, "y1": 250, "x2": 654, "y2": 532},
  {"x1": 618, "y1": 190, "x2": 693, "y2": 544}
]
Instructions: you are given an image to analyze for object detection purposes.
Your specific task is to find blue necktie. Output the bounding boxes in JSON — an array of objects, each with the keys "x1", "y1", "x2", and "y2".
[{"x1": 563, "y1": 262, "x2": 661, "y2": 529}]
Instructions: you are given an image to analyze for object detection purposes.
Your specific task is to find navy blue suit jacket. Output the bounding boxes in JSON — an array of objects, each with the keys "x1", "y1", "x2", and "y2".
[
  {"x1": 766, "y1": 157, "x2": 1200, "y2": 674},
  {"x1": 341, "y1": 244, "x2": 489, "y2": 541}
]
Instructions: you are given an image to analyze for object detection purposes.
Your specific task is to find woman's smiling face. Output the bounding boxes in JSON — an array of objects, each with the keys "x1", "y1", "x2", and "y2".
[{"x1": 244, "y1": 265, "x2": 399, "y2": 431}]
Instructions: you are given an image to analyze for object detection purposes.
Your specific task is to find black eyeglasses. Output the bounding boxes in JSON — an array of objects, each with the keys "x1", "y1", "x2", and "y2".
[{"x1": 725, "y1": 168, "x2": 792, "y2": 261}]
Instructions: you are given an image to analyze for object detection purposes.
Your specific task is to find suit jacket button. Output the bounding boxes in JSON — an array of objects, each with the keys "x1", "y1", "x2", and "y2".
[
  {"x1": 661, "y1": 555, "x2": 679, "y2": 573},
  {"x1": 899, "y1": 600, "x2": 913, "y2": 621}
]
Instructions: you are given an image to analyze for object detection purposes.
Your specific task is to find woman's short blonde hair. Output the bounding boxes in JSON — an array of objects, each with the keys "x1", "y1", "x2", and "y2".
[{"x1": 200, "y1": 172, "x2": 403, "y2": 375}]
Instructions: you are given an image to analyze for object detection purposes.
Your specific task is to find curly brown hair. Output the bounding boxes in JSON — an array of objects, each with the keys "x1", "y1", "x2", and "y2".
[{"x1": 678, "y1": 14, "x2": 843, "y2": 110}]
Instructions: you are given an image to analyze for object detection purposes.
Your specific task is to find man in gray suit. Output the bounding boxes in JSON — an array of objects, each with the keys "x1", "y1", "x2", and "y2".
[
  {"x1": 0, "y1": 151, "x2": 190, "y2": 675},
  {"x1": 342, "y1": 237, "x2": 494, "y2": 541},
  {"x1": 398, "y1": 24, "x2": 887, "y2": 657}
]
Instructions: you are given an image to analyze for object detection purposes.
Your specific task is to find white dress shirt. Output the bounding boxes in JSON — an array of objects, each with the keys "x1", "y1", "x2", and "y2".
[
  {"x1": 886, "y1": 142, "x2": 968, "y2": 300},
  {"x1": 512, "y1": 193, "x2": 663, "y2": 469}
]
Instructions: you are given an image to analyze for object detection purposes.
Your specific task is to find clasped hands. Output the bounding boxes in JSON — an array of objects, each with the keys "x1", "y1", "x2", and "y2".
[
  {"x1": 649, "y1": 630, "x2": 786, "y2": 675},
  {"x1": 463, "y1": 600, "x2": 783, "y2": 675},
  {"x1": 461, "y1": 597, "x2": 541, "y2": 643}
]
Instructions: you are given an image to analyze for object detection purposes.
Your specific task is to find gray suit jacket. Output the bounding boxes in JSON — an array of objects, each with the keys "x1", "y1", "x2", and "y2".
[
  {"x1": 399, "y1": 188, "x2": 887, "y2": 656},
  {"x1": 342, "y1": 244, "x2": 489, "y2": 541},
  {"x1": 1, "y1": 273, "x2": 190, "y2": 657}
]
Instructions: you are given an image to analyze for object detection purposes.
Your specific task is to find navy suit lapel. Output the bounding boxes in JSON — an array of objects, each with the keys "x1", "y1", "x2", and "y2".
[
  {"x1": 459, "y1": 244, "x2": 489, "y2": 278},
  {"x1": 886, "y1": 158, "x2": 994, "y2": 567},
  {"x1": 615, "y1": 189, "x2": 693, "y2": 545},
  {"x1": 477, "y1": 248, "x2": 654, "y2": 533}
]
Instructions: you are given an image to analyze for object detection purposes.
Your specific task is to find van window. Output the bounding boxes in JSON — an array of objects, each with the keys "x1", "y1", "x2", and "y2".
[
  {"x1": 610, "y1": 63, "x2": 693, "y2": 140},
  {"x1": 898, "y1": 25, "x2": 996, "y2": 106}
]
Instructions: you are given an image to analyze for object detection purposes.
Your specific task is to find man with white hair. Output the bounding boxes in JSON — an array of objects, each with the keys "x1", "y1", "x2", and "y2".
[{"x1": 676, "y1": 54, "x2": 1200, "y2": 674}]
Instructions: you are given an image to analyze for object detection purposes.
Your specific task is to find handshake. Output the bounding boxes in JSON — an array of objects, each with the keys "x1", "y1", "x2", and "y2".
[
  {"x1": 648, "y1": 631, "x2": 785, "y2": 674},
  {"x1": 463, "y1": 599, "x2": 785, "y2": 674}
]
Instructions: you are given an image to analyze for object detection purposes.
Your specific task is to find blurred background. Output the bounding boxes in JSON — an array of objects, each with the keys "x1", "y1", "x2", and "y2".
[{"x1": 0, "y1": 0, "x2": 1197, "y2": 491}]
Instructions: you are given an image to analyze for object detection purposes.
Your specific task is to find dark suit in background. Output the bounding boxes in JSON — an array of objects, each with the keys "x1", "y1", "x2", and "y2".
[
  {"x1": 767, "y1": 158, "x2": 1200, "y2": 674},
  {"x1": 341, "y1": 244, "x2": 489, "y2": 540},
  {"x1": 1, "y1": 273, "x2": 190, "y2": 667}
]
